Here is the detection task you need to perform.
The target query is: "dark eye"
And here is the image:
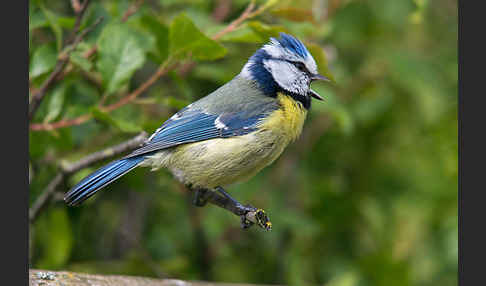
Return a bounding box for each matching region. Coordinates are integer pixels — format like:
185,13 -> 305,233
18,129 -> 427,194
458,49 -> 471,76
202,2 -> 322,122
294,62 -> 307,72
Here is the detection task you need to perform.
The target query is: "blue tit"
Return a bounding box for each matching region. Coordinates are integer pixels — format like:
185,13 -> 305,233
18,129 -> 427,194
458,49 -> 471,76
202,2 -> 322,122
65,33 -> 329,228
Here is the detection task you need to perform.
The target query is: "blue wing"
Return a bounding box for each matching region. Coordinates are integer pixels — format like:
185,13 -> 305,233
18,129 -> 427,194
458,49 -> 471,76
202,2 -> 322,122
125,106 -> 272,158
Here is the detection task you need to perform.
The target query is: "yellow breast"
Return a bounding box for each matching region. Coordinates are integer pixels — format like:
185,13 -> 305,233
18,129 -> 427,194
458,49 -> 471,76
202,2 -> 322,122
258,92 -> 308,143
145,92 -> 308,189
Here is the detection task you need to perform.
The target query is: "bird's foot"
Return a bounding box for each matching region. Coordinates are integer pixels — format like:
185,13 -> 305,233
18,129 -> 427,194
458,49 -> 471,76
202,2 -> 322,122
192,186 -> 272,231
239,205 -> 272,231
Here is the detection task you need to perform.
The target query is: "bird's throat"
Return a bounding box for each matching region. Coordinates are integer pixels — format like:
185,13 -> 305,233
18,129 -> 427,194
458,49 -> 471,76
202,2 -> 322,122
258,92 -> 308,142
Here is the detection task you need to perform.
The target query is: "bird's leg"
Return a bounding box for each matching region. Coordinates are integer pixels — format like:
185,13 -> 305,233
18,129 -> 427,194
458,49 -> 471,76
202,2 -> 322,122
214,186 -> 253,214
188,185 -> 271,230
192,188 -> 212,207
211,186 -> 272,231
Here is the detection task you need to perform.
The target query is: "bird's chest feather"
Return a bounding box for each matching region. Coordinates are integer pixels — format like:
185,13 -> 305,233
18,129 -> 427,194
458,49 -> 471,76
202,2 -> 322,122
258,92 -> 308,143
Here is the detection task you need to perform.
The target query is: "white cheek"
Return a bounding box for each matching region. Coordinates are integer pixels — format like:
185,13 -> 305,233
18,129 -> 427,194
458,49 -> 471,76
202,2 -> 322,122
263,60 -> 294,89
263,60 -> 309,95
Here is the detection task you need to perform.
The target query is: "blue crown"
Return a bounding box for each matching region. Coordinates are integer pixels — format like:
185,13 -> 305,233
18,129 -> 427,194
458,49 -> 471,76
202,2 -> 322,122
244,33 -> 311,96
273,32 -> 309,59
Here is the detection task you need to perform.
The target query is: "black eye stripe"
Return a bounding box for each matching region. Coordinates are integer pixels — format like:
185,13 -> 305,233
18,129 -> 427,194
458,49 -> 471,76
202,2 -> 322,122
290,61 -> 309,73
270,58 -> 310,74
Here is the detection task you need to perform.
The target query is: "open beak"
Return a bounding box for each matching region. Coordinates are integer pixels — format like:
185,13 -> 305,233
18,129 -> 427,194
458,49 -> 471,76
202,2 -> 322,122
310,74 -> 330,82
309,74 -> 330,101
309,89 -> 324,100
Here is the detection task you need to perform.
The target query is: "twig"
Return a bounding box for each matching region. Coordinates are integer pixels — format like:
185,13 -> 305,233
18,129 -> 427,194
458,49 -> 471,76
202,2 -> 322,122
176,1 -> 260,77
28,10 -> 102,121
29,132 -> 148,223
43,43 -> 100,90
68,16 -> 104,53
68,0 -> 90,43
121,0 -> 144,22
211,1 -> 256,40
71,0 -> 82,13
82,45 -> 98,58
211,0 -> 232,22
30,1 -> 271,131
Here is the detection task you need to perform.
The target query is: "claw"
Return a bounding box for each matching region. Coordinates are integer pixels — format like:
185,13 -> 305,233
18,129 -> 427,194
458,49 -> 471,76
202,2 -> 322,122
243,208 -> 272,231
240,215 -> 254,229
255,209 -> 272,231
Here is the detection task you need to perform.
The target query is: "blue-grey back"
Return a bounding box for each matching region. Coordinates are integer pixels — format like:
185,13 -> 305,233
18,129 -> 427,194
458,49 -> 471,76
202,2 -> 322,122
187,74 -> 278,116
125,75 -> 279,158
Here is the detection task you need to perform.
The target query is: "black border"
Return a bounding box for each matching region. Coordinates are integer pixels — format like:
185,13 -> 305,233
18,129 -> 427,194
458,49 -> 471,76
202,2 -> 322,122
3,0 -> 29,284
459,0 -> 484,285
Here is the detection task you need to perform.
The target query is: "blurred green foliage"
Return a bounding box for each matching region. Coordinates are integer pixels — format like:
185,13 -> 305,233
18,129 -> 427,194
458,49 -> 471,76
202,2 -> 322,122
29,0 -> 457,285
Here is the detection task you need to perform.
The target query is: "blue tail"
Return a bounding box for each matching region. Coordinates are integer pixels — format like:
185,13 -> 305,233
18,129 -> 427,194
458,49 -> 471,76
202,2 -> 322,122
64,156 -> 145,206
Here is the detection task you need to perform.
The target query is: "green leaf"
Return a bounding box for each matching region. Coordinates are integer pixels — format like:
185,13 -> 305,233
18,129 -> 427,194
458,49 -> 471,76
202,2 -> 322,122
247,21 -> 288,40
57,16 -> 76,29
305,42 -> 335,82
139,15 -> 169,63
168,71 -> 194,100
220,21 -> 287,44
29,8 -> 48,31
169,14 -> 227,61
91,107 -> 142,133
81,2 -> 112,44
163,96 -> 192,110
29,44 -> 57,79
97,23 -> 147,94
39,4 -> 63,51
70,42 -> 95,72
220,26 -> 263,43
70,53 -> 93,71
262,0 -> 280,10
43,83 -> 68,123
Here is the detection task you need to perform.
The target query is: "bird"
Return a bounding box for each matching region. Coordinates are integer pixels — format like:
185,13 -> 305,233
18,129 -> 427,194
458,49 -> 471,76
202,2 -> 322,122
64,33 -> 329,230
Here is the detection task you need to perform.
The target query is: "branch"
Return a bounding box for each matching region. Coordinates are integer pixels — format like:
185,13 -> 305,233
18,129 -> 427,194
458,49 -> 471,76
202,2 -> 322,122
30,61 -> 177,131
103,61 -> 177,112
30,269 -> 273,286
30,1 -> 271,131
29,174 -> 64,224
28,59 -> 69,121
29,132 -> 148,223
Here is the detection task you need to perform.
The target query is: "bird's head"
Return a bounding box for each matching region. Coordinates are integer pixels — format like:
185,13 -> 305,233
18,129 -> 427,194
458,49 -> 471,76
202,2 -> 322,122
240,32 -> 329,108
